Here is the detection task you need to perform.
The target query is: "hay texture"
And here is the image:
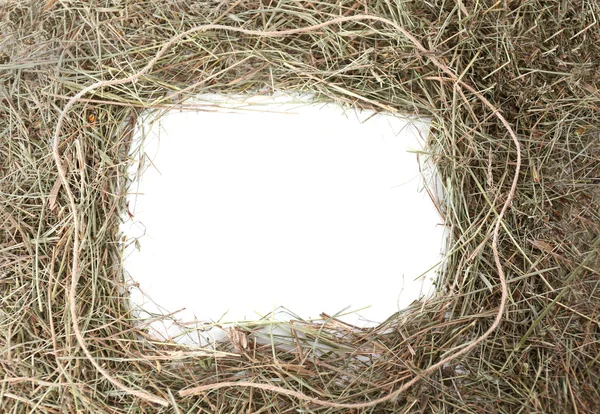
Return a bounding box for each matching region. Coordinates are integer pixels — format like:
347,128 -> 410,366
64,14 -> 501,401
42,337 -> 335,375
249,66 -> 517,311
1,0 -> 599,412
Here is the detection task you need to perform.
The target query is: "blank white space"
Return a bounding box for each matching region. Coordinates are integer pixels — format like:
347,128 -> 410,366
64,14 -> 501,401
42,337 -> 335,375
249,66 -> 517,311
122,94 -> 446,344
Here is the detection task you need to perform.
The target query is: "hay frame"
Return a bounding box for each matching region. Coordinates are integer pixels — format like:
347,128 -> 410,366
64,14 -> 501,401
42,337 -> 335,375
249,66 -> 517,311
1,0 -> 599,412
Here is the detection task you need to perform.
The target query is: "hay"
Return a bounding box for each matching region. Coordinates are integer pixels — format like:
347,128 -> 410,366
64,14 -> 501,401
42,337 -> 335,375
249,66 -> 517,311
1,0 -> 599,412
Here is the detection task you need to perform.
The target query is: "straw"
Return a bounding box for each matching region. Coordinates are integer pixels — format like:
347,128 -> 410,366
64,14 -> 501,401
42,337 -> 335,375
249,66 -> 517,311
1,0 -> 599,412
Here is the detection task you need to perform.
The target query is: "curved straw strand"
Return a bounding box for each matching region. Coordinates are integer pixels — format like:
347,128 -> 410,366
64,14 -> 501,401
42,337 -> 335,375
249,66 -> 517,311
52,14 -> 521,409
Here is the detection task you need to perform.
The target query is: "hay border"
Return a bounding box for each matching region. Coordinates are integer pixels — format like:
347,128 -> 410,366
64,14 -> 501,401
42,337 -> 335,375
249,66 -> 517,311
2,1 -> 599,412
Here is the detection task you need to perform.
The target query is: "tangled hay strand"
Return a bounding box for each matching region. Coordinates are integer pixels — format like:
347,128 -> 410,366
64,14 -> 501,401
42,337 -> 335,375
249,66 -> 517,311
1,0 -> 599,413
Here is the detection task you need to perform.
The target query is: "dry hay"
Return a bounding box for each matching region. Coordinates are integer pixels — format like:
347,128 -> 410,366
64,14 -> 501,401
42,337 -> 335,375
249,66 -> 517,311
1,0 -> 599,412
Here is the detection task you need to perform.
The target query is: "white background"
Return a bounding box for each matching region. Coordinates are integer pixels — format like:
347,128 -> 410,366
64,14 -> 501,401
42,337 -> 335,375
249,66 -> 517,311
122,94 -> 446,343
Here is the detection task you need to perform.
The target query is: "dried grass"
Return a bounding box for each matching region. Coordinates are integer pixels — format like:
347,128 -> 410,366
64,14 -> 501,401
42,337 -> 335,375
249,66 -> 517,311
1,0 -> 599,412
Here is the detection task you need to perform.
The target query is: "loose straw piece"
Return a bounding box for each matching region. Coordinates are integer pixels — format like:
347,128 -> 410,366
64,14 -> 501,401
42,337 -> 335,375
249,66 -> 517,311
52,14 -> 521,408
